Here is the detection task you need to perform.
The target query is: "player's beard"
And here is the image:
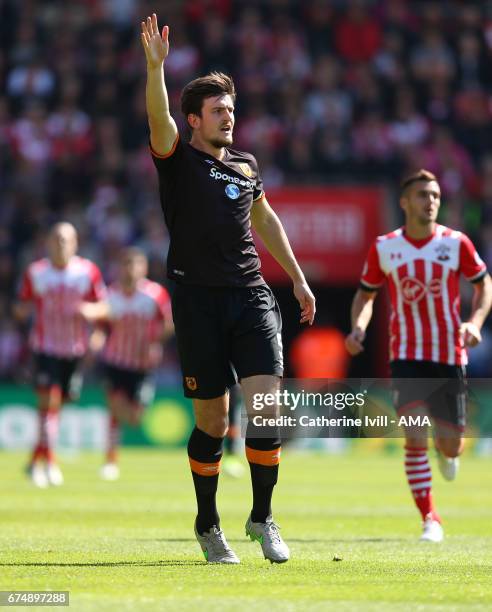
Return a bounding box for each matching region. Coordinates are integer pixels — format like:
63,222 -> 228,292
210,135 -> 233,148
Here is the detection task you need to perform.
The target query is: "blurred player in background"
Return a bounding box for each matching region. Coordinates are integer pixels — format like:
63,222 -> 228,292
141,13 -> 315,564
222,384 -> 245,478
14,222 -> 106,488
346,170 -> 492,542
80,247 -> 173,481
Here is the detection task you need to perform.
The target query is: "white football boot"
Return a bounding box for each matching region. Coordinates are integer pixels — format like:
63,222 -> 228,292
420,514 -> 444,543
194,522 -> 240,564
100,463 -> 120,481
245,514 -> 290,563
28,462 -> 49,489
46,462 -> 64,486
436,450 -> 459,481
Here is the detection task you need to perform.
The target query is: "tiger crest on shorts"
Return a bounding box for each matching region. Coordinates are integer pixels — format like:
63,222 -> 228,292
185,377 -> 197,391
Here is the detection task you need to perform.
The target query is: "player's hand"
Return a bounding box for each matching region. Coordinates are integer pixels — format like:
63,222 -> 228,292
141,13 -> 169,68
460,321 -> 482,347
89,328 -> 106,353
345,328 -> 365,355
78,301 -> 111,321
293,280 -> 316,325
78,302 -> 92,321
82,328 -> 106,369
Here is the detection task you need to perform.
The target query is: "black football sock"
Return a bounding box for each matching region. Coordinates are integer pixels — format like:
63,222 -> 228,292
246,422 -> 281,523
187,427 -> 224,534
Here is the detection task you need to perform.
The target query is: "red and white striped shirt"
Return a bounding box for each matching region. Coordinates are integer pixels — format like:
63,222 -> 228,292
361,225 -> 487,366
19,256 -> 106,358
102,279 -> 171,371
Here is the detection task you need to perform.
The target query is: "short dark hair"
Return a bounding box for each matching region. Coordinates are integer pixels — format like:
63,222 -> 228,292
120,246 -> 147,262
400,169 -> 438,194
180,72 -> 236,125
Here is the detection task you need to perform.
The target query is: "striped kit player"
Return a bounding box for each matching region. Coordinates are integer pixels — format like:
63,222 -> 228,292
361,225 -> 486,366
79,247 -> 173,481
15,222 -> 106,488
346,169 -> 492,543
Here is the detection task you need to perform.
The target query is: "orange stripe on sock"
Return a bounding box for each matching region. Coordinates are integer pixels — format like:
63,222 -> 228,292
245,446 -> 281,466
189,458 -> 221,476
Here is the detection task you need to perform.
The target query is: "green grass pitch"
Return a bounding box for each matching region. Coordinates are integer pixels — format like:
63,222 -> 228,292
1,445 -> 491,611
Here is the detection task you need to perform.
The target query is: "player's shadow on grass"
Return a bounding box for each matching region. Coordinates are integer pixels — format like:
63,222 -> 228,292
0,561 -> 204,567
288,538 -> 406,543
136,538 -> 198,543
139,537 -> 405,544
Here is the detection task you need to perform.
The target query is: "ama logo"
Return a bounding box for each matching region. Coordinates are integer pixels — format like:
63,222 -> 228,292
225,184 -> 240,200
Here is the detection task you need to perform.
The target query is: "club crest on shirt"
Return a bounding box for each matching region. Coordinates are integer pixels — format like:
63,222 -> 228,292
225,184 -> 240,199
185,377 -> 197,391
435,244 -> 450,261
239,163 -> 253,177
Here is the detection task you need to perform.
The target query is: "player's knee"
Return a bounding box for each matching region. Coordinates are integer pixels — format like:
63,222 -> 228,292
196,414 -> 228,438
437,438 -> 463,458
404,436 -> 428,450
205,420 -> 229,438
38,387 -> 62,410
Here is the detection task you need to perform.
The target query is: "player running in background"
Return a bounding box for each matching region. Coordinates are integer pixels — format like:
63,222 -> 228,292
14,222 -> 106,488
222,384 -> 245,478
80,247 -> 173,481
141,13 -> 315,564
346,169 -> 492,542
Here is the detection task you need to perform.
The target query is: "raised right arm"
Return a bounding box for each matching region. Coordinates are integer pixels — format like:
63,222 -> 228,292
141,13 -> 178,156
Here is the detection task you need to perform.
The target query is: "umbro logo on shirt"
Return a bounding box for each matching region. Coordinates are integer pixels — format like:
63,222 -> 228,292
205,159 -> 214,164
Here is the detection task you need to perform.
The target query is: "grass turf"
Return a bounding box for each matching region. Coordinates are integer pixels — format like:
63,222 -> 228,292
1,446 -> 491,611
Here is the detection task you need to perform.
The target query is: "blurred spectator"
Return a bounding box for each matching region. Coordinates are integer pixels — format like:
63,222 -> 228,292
410,30 -> 455,85
335,0 -> 382,63
0,298 -> 23,381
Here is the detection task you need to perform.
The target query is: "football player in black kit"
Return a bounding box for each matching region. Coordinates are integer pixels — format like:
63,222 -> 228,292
141,13 -> 315,564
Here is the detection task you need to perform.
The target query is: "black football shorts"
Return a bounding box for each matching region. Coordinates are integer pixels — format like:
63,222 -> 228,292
103,363 -> 155,406
34,352 -> 82,401
390,359 -> 467,433
172,283 -> 283,399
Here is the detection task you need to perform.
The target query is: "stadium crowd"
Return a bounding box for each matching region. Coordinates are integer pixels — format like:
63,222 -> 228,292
1,0 -> 492,379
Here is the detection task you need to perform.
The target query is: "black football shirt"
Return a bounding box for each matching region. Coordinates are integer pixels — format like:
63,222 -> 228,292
151,135 -> 266,287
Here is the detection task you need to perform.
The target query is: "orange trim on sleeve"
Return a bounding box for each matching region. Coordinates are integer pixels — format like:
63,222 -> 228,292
253,191 -> 265,202
150,134 -> 179,159
189,457 -> 221,476
245,446 -> 281,466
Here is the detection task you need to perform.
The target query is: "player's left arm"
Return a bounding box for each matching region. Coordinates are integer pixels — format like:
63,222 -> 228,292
161,316 -> 175,342
459,234 -> 492,346
156,286 -> 174,342
13,268 -> 34,322
79,301 -> 111,321
461,273 -> 492,347
251,195 -> 315,325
